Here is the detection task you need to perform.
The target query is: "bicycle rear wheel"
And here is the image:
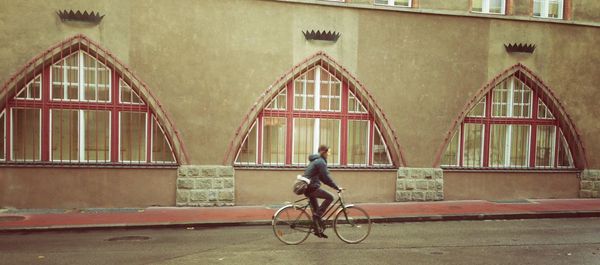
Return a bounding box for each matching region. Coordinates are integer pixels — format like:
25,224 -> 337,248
272,205 -> 312,245
333,205 -> 371,244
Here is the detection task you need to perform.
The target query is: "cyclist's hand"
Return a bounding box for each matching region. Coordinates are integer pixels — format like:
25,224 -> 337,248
336,187 -> 344,193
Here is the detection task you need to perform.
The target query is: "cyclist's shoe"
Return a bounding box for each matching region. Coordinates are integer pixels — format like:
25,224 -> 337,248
313,214 -> 326,232
314,231 -> 328,239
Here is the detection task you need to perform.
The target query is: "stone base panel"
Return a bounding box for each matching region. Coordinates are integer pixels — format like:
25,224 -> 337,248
396,168 -> 444,202
580,169 -> 600,198
176,165 -> 235,206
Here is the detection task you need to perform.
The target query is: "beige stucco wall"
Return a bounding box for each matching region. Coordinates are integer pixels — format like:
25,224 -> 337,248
0,168 -> 176,208
0,0 -> 599,207
235,169 -> 396,205
444,171 -> 580,200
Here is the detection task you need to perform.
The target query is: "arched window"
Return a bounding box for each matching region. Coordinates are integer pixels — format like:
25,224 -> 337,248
1,39 -> 178,165
235,64 -> 393,168
441,71 -> 576,169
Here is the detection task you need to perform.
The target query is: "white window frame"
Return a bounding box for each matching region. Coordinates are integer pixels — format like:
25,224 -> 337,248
15,75 -> 42,100
372,125 -> 392,166
0,110 -> 5,161
291,117 -> 341,166
348,90 -> 367,114
293,66 -> 341,112
50,51 -> 112,103
150,115 -> 176,163
492,78 -> 532,118
49,109 -> 112,163
533,0 -> 564,19
472,0 -> 506,15
441,127 -> 461,167
266,90 -> 287,111
119,79 -> 144,105
462,123 -> 485,168
537,100 -> 555,120
347,120 -> 370,167
534,125 -> 556,168
10,108 -> 42,162
261,116 -> 287,166
374,0 -> 412,8
118,111 -> 148,163
556,129 -> 574,168
489,124 -> 531,168
234,120 -> 258,165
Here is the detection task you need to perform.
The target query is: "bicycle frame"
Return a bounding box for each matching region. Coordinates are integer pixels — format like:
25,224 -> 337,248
292,191 -> 353,226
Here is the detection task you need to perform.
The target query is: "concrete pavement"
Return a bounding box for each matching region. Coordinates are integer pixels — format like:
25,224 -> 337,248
1,199 -> 600,231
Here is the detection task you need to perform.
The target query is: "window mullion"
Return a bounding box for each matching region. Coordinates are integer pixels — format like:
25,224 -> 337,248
483,0 -> 490,13
314,67 -> 321,111
542,0 -> 549,17
79,52 -> 85,101
313,118 -> 320,154
79,110 -> 85,162
505,125 -> 512,167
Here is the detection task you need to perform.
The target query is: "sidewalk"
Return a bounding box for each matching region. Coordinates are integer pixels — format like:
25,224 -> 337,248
1,199 -> 599,231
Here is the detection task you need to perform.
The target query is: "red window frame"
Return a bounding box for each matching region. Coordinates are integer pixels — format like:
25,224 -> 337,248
1,46 -> 177,166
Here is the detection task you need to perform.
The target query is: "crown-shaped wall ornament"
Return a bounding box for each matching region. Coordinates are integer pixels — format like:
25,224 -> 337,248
302,30 -> 341,42
57,10 -> 105,24
504,43 -> 536,54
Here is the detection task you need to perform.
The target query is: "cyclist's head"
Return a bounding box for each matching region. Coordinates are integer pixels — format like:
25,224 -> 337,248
318,145 -> 329,159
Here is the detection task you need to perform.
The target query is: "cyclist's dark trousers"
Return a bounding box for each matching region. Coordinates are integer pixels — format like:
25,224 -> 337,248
307,188 -> 334,218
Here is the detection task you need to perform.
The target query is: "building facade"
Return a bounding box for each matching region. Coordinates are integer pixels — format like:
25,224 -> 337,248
0,0 -> 599,208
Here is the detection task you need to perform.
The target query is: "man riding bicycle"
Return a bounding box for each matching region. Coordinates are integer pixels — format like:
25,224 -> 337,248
303,145 -> 342,238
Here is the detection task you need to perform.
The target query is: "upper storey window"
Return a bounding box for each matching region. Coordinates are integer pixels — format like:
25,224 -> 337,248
533,0 -> 564,19
374,0 -> 412,8
472,0 -> 506,15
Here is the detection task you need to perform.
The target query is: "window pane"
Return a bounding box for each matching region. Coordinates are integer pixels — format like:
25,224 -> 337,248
267,89 -> 287,110
533,0 -> 542,16
52,53 -> 79,101
463,123 -> 484,167
293,118 -> 314,164
236,121 -> 257,164
0,112 -> 5,160
319,68 -> 341,112
442,129 -> 460,166
83,54 -> 97,101
120,112 -> 147,162
294,68 -> 316,110
84,110 -> 110,162
120,80 -> 143,104
557,130 -> 574,167
510,125 -> 530,167
467,98 -> 486,117
264,117 -> 286,164
492,79 -> 509,117
536,125 -> 555,167
489,0 -> 504,13
16,75 -> 41,100
537,100 -> 555,119
319,119 -> 340,165
348,120 -> 368,165
511,79 -> 531,118
12,108 -> 41,161
548,0 -> 562,18
472,0 -> 483,12
373,125 -> 391,165
490,124 -> 508,167
51,109 -> 79,161
152,116 -> 175,163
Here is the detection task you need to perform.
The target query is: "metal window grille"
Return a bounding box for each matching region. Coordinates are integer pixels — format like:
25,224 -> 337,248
442,72 -> 575,169
0,37 -> 178,166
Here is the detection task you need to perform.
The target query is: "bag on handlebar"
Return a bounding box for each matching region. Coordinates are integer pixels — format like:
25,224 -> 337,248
293,175 -> 311,195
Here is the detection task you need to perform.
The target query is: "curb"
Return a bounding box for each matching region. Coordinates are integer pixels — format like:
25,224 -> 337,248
2,211 -> 600,233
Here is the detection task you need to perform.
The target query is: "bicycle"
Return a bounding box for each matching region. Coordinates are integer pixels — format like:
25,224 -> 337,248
272,189 -> 371,245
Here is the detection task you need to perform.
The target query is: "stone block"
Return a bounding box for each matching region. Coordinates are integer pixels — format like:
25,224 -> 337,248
433,169 -> 443,179
177,178 -> 194,189
427,181 -> 436,190
593,191 -> 600,198
580,190 -> 592,198
422,168 -> 434,179
425,192 -> 435,201
396,180 -> 405,190
396,191 -> 412,201
195,179 -> 212,189
397,168 -> 409,179
594,182 -> 600,191
224,178 -> 234,189
190,191 -> 208,202
412,191 -> 425,201
583,170 -> 600,180
435,179 -> 443,190
188,167 -> 200,177
212,179 -> 225,189
218,190 -> 234,201
218,167 -> 234,177
176,190 -> 190,203
177,167 -> 187,177
405,180 -> 415,190
435,192 -> 444,201
581,181 -> 594,190
411,169 -> 425,179
208,190 -> 218,202
201,168 -> 217,178
416,180 -> 429,190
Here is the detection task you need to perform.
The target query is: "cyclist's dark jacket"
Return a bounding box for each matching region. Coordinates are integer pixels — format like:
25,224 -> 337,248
303,154 -> 340,194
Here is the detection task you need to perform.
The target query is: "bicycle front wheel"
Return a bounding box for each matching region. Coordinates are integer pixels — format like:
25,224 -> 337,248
333,205 -> 371,244
272,205 -> 312,245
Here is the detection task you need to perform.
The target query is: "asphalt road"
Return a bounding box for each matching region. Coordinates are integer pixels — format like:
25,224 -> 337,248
1,218 -> 599,265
